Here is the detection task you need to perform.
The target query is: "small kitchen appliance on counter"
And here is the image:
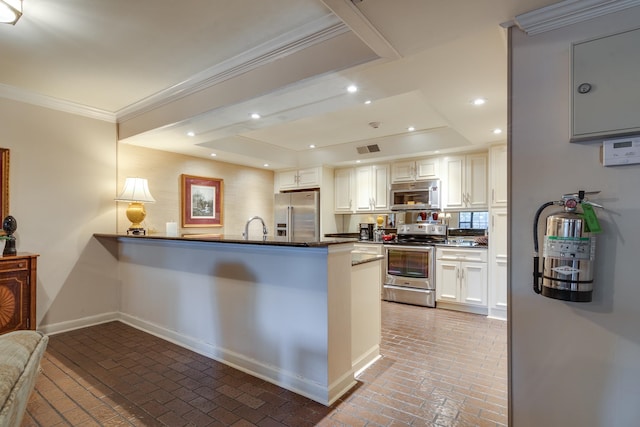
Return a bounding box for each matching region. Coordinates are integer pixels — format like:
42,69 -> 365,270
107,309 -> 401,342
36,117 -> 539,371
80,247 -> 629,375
359,223 -> 374,241
382,223 -> 447,307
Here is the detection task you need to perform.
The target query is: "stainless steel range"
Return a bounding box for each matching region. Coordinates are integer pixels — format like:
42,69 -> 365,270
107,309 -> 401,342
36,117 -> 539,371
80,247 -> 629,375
382,223 -> 447,307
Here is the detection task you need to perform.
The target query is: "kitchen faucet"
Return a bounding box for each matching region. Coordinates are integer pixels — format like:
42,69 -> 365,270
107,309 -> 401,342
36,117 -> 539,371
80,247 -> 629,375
243,216 -> 268,240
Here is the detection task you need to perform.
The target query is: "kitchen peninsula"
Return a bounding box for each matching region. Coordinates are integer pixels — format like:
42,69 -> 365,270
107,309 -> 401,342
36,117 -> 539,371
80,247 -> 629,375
94,233 -> 382,406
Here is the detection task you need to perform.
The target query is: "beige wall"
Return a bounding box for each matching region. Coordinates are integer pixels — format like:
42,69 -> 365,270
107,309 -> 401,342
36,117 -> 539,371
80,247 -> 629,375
510,9 -> 640,426
116,143 -> 274,238
0,98 -> 119,330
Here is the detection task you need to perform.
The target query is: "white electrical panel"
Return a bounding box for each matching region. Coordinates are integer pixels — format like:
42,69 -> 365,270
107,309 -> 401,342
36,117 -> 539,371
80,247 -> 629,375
602,136 -> 640,166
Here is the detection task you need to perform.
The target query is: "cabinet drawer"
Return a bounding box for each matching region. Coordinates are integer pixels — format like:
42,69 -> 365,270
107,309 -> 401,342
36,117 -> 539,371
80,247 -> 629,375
437,248 -> 487,262
0,259 -> 29,272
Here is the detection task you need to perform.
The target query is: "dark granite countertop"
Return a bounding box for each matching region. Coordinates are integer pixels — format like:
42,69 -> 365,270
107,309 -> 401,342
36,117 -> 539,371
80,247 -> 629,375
351,253 -> 384,266
435,242 -> 488,249
94,233 -> 358,248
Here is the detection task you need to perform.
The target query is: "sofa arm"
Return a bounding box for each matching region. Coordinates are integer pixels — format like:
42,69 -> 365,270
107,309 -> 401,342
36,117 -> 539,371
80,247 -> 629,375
0,331 -> 49,427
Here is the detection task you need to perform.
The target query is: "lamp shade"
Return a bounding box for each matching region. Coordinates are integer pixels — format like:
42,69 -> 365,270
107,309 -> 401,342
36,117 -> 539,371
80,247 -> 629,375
0,0 -> 22,25
115,178 -> 156,203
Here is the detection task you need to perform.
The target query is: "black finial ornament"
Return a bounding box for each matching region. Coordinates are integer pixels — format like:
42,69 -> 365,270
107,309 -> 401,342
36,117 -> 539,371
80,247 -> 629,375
2,215 -> 17,256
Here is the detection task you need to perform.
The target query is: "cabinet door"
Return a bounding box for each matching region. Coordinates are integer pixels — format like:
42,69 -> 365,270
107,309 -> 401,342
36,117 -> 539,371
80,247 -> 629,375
415,158 -> 439,180
490,145 -> 508,208
391,161 -> 415,183
461,262 -> 488,307
0,271 -> 30,334
466,153 -> 488,209
355,166 -> 373,211
443,156 -> 464,209
277,170 -> 300,191
371,164 -> 389,210
572,28 -> 640,140
489,208 -> 508,319
334,168 -> 354,212
436,260 -> 460,302
296,167 -> 320,188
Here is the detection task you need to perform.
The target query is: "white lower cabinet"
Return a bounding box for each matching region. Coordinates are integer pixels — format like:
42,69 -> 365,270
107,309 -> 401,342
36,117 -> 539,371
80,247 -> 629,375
488,208 -> 508,320
436,247 -> 488,315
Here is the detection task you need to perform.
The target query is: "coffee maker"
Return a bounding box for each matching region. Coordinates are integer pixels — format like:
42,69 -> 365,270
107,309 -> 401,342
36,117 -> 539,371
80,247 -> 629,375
359,223 -> 374,241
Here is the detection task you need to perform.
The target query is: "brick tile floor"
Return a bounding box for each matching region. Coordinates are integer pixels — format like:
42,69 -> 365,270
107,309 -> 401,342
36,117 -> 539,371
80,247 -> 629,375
23,302 -> 507,426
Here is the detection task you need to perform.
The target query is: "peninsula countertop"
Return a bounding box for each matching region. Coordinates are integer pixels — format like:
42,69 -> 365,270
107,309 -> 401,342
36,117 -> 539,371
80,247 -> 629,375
93,233 -> 358,247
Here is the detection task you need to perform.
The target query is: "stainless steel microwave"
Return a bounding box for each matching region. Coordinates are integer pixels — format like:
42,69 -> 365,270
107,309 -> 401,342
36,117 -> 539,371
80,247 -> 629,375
390,180 -> 440,211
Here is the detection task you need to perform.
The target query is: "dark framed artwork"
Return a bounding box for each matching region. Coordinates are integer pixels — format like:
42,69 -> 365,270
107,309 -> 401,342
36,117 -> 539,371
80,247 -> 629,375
181,174 -> 223,227
0,148 -> 9,226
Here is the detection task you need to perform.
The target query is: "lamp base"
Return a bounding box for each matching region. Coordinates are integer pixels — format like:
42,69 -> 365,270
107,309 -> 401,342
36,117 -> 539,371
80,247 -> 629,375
126,228 -> 147,236
125,202 -> 147,235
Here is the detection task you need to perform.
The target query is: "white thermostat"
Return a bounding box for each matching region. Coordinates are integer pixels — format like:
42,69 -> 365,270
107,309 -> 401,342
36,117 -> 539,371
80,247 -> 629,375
602,136 -> 640,166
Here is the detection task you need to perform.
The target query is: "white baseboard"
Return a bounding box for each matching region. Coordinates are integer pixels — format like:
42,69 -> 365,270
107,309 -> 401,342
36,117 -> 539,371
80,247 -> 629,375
38,312 -> 359,406
39,312 -> 120,335
352,344 -> 380,374
118,313 -> 342,406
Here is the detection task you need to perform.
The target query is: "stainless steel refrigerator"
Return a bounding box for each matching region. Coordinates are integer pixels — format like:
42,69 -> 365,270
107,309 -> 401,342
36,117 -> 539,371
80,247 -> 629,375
274,190 -> 320,241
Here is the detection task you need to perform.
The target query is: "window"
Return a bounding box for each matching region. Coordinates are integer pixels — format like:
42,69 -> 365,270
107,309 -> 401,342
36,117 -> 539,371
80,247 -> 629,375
459,211 -> 488,229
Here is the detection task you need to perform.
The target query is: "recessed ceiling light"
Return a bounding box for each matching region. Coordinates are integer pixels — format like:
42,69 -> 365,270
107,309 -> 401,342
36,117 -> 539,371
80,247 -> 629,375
493,128 -> 503,134
407,126 -> 415,132
347,85 -> 358,93
263,163 -> 269,167
210,153 -> 217,157
309,144 -> 316,149
250,113 -> 261,119
472,98 -> 487,106
364,100 -> 372,105
356,160 -> 361,163
187,131 -> 195,137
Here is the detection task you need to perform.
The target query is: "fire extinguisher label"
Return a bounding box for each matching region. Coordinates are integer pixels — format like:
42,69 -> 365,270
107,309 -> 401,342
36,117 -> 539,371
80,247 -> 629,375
543,236 -> 594,260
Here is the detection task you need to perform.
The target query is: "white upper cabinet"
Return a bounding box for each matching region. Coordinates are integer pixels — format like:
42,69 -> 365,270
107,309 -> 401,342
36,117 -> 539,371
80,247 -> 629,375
334,168 -> 355,213
572,27 -> 640,141
276,167 -> 321,191
443,153 -> 488,210
489,144 -> 507,208
355,164 -> 389,212
391,158 -> 439,183
334,164 -> 389,213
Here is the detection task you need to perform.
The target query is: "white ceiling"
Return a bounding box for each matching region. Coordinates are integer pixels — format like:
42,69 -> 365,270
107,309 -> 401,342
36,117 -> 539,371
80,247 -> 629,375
0,0 -> 560,169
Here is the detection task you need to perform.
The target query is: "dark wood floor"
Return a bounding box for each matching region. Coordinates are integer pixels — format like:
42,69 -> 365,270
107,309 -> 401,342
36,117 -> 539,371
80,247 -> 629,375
23,302 -> 507,426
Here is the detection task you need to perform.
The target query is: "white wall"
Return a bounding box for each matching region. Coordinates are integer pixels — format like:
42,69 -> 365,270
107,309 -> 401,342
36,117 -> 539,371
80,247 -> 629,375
0,99 -> 119,330
117,144 -> 274,237
510,9 -> 640,426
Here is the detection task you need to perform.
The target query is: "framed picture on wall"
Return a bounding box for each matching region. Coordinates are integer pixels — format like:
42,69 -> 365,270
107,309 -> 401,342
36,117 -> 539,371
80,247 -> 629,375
181,174 -> 223,227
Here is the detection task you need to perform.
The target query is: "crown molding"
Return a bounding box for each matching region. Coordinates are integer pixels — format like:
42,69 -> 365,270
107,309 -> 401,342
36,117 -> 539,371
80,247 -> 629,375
116,15 -> 350,122
0,83 -> 116,122
0,14 -> 349,125
513,0 -> 640,35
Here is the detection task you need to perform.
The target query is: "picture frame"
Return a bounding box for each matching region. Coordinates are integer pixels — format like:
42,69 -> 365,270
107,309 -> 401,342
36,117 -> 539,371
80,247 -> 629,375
181,174 -> 223,228
0,148 -> 9,229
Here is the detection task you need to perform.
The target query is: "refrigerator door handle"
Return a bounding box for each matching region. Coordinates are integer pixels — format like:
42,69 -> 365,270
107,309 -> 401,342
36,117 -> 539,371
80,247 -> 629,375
287,206 -> 293,240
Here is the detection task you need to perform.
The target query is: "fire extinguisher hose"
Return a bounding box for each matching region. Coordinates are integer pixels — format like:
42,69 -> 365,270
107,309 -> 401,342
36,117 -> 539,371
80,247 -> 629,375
532,201 -> 556,294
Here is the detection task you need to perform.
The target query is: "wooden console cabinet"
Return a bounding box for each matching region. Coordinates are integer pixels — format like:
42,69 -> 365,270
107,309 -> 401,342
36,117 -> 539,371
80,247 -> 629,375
0,253 -> 38,334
